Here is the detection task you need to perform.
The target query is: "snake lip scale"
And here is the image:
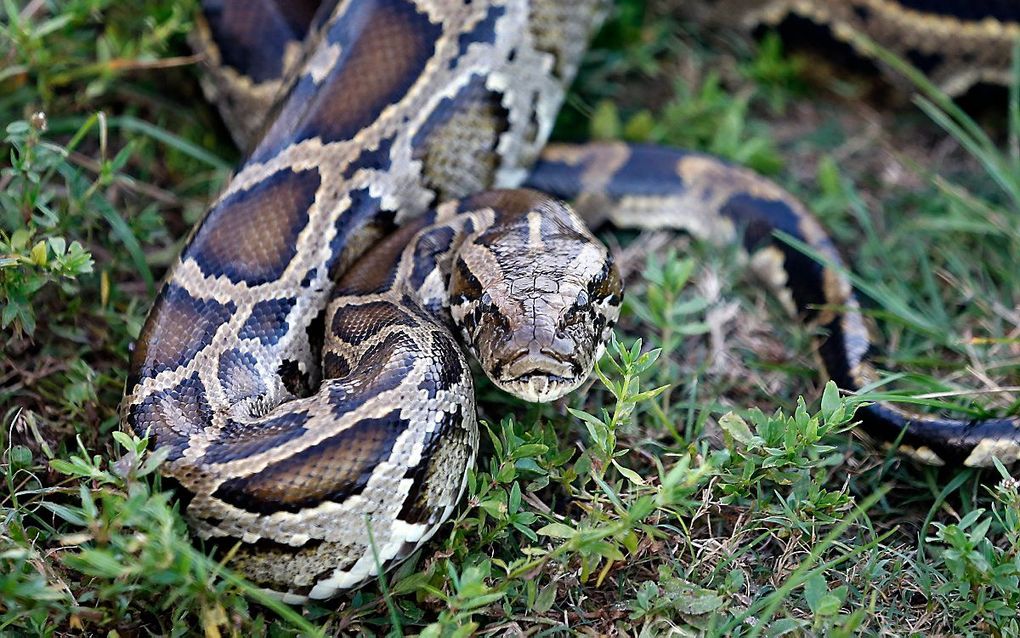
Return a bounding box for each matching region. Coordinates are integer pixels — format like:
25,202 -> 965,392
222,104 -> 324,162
122,0 -> 1020,602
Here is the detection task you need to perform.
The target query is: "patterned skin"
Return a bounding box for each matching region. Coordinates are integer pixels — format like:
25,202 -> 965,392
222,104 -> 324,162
123,0 -> 1020,603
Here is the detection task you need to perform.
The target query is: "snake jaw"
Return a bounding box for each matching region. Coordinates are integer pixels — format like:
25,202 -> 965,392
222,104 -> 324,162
490,368 -> 586,403
490,347 -> 583,402
510,373 -> 584,403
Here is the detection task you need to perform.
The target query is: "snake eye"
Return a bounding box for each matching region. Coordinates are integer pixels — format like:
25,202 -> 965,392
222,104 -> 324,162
575,290 -> 589,308
480,292 -> 493,309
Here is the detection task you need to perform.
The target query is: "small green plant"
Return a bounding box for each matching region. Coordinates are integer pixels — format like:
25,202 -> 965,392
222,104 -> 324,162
802,571 -> 849,621
924,461 -> 1020,635
417,563 -> 505,637
716,382 -> 855,508
1,118 -> 96,337
627,569 -> 728,625
626,253 -> 711,358
739,32 -> 807,113
568,334 -> 669,483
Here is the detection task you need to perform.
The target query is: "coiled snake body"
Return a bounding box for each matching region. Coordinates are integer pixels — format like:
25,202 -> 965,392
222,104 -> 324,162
122,0 -> 1020,602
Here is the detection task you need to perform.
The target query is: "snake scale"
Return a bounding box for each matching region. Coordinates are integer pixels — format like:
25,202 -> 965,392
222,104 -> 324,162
121,0 -> 1020,602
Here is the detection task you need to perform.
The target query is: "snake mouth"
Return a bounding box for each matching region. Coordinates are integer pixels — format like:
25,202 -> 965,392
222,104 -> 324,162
503,351 -> 575,379
494,352 -> 581,402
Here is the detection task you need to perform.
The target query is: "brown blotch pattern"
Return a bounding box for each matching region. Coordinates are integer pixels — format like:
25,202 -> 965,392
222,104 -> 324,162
130,284 -> 235,384
297,0 -> 441,144
202,410 -> 311,465
330,300 -> 418,344
188,167 -> 320,284
210,410 -> 408,514
327,332 -> 418,413
202,0 -> 320,81
255,0 -> 442,158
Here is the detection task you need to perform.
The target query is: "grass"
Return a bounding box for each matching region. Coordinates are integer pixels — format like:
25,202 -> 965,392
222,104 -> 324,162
3,0 -> 1020,635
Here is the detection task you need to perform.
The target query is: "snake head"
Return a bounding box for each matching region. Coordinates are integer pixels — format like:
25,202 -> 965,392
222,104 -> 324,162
450,194 -> 623,403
